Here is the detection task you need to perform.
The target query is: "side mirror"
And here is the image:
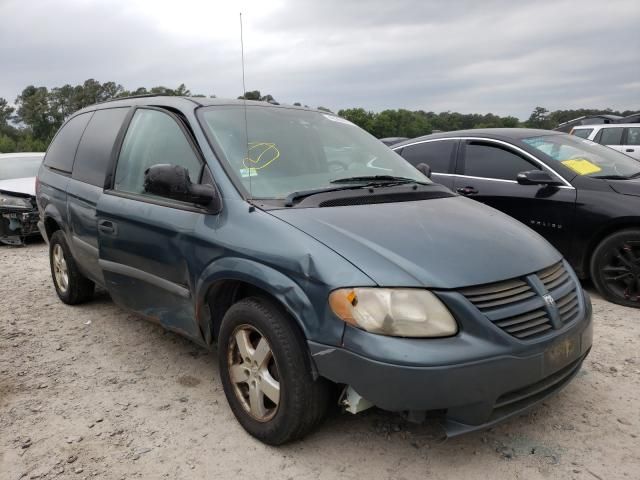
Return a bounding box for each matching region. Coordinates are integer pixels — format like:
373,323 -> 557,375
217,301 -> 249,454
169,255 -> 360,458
517,170 -> 562,186
415,162 -> 432,179
144,164 -> 218,207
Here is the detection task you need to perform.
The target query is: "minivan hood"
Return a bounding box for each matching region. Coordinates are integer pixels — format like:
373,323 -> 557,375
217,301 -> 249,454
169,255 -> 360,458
607,178 -> 640,197
271,197 -> 561,289
0,177 -> 35,197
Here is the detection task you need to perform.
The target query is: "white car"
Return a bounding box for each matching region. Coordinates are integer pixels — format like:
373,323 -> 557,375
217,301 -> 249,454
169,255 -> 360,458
570,124 -> 640,160
0,152 -> 44,245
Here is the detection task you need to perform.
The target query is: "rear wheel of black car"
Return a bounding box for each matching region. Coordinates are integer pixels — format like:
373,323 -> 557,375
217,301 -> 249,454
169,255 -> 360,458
49,231 -> 95,305
591,229 -> 640,308
218,296 -> 331,445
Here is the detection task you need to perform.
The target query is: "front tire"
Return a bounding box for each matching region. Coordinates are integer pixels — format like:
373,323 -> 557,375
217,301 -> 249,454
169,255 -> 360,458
49,230 -> 95,305
590,228 -> 640,308
218,297 -> 330,445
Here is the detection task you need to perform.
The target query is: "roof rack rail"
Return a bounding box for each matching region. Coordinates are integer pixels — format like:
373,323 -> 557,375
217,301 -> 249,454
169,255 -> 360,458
98,93 -> 189,105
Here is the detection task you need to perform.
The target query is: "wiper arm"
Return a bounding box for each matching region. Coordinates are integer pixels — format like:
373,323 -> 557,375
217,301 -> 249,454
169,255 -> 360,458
592,174 -> 631,180
330,175 -> 429,186
284,185 -> 369,207
629,171 -> 640,179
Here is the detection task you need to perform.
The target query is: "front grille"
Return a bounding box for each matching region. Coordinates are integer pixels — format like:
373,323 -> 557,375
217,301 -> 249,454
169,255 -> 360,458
460,260 -> 581,341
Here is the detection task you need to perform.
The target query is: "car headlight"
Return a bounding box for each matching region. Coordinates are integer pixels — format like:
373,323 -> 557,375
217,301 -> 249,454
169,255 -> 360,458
0,194 -> 32,210
329,288 -> 458,338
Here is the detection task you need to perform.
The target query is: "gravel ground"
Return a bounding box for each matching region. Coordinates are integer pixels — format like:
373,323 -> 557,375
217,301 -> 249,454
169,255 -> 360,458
1,241 -> 639,480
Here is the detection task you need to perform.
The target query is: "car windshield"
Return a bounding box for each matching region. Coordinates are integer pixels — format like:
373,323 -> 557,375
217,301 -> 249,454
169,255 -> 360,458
0,155 -> 43,181
522,135 -> 640,179
200,106 -> 429,199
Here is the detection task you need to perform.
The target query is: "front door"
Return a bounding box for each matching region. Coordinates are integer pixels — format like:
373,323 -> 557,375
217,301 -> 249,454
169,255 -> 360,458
96,107 -> 210,340
622,126 -> 640,160
454,139 -> 577,258
395,139 -> 459,190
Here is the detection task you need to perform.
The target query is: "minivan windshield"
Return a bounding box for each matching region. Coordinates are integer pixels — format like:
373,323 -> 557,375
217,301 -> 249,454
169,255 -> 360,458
522,134 -> 640,179
0,155 -> 43,181
200,106 -> 429,199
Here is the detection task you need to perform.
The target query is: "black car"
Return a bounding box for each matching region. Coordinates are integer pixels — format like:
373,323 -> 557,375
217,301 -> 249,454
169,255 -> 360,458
393,129 -> 640,307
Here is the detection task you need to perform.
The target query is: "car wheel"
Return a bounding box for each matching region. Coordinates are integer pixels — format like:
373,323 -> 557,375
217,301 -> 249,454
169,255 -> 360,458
590,229 -> 640,308
49,230 -> 95,305
218,296 -> 331,445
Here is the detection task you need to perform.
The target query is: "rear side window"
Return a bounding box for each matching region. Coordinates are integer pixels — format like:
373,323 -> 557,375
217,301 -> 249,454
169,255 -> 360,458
572,128 -> 592,139
72,108 -> 129,187
598,127 -> 624,146
463,142 -> 539,180
400,140 -> 456,173
44,112 -> 92,173
626,127 -> 640,146
114,109 -> 202,195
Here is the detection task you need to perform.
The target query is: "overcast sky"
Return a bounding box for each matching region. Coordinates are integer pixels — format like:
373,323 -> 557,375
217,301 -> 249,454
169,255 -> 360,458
1,0 -> 639,119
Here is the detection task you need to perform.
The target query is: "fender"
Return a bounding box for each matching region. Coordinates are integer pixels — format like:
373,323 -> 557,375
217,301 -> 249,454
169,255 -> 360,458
42,203 -> 67,241
194,256 -> 318,341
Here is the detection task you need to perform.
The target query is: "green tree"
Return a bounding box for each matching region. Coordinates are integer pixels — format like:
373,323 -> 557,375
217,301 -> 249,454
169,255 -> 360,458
337,108 -> 375,132
526,106 -> 553,129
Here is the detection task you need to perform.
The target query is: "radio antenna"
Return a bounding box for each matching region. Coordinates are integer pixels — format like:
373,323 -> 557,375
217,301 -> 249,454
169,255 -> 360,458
239,12 -> 253,205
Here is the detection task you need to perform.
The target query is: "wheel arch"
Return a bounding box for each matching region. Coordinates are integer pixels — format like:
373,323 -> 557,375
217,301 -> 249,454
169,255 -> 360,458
194,257 -> 318,347
42,204 -> 65,242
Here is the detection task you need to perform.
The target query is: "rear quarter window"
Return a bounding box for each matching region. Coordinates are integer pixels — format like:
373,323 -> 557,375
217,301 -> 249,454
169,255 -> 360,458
572,128 -> 592,139
598,127 -> 624,146
72,108 -> 129,187
44,112 -> 93,173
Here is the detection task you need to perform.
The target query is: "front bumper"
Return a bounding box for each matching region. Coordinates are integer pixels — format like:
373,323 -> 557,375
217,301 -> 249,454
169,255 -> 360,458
0,207 -> 40,244
310,289 -> 593,437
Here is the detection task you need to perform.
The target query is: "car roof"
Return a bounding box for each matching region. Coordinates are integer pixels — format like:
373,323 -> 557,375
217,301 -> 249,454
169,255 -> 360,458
0,152 -> 44,158
392,128 -> 563,148
573,123 -> 639,129
72,95 -> 327,116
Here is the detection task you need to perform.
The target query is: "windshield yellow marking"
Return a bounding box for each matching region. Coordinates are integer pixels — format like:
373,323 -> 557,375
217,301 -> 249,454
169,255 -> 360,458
561,158 -> 602,175
242,142 -> 280,170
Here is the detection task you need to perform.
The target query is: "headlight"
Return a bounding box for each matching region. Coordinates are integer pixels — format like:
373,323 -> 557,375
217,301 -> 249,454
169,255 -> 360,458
329,288 -> 458,338
0,194 -> 32,210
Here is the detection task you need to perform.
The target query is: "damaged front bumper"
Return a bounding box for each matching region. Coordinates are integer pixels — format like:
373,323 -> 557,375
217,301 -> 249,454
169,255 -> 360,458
0,207 -> 40,245
310,293 -> 593,437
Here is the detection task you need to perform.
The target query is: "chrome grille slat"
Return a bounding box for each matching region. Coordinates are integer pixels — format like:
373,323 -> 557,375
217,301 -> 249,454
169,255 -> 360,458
540,264 -> 565,283
545,271 -> 571,290
559,298 -> 579,316
556,291 -> 577,308
538,262 -> 563,280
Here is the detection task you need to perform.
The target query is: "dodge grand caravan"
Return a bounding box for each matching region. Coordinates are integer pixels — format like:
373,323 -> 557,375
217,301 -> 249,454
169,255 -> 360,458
36,96 -> 593,445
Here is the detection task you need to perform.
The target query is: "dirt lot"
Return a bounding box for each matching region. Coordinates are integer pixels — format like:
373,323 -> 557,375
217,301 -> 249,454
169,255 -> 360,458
1,241 -> 639,480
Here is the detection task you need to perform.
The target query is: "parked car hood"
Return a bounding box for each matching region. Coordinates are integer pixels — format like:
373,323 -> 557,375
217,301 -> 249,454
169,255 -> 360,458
607,178 -> 640,197
0,177 -> 35,197
270,196 -> 562,289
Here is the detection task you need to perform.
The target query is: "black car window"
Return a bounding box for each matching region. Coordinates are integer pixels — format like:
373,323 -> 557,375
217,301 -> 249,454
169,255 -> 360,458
626,127 -> 640,146
114,109 -> 202,196
598,127 -> 624,146
399,140 -> 456,173
572,129 -> 592,139
463,142 -> 539,181
593,129 -> 603,143
43,112 -> 93,173
72,108 -> 129,187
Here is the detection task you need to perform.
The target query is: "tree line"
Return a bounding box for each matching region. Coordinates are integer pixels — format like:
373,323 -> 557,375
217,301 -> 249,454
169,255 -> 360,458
0,78 -> 635,153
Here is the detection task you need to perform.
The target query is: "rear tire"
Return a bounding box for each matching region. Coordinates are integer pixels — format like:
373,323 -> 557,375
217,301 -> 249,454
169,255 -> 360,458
590,229 -> 640,308
218,296 -> 331,445
49,230 -> 95,305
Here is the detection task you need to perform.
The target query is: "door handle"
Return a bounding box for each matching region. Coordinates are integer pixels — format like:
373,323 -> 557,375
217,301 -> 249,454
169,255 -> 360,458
456,186 -> 479,195
98,220 -> 117,235
626,148 -> 635,152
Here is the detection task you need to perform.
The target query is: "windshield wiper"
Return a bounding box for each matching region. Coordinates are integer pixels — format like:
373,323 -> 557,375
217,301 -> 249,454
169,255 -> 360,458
592,174 -> 632,180
330,175 -> 430,186
629,172 -> 640,179
284,185 -> 370,207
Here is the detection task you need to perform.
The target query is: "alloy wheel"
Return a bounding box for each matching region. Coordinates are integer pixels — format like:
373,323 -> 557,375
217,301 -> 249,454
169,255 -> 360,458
52,244 -> 69,293
227,324 -> 281,422
601,241 -> 640,302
